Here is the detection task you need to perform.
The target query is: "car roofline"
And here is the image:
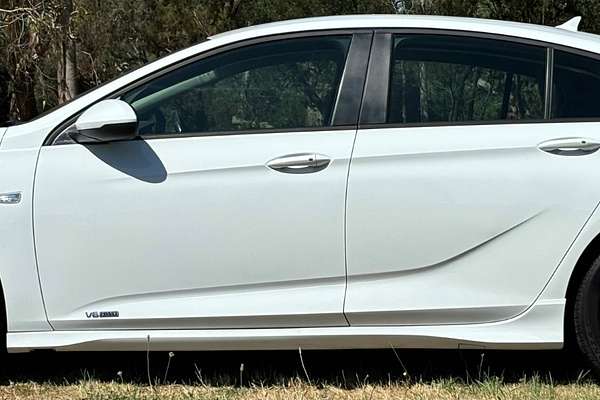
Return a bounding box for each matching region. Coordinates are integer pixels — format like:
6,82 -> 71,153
208,15 -> 600,54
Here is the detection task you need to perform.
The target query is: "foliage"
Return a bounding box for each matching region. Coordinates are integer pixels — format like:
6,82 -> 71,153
0,0 -> 597,123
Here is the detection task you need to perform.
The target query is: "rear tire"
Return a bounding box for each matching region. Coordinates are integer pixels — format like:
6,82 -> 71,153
573,255 -> 600,371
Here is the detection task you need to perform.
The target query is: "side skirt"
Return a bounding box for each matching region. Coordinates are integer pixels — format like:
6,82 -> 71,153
7,300 -> 564,352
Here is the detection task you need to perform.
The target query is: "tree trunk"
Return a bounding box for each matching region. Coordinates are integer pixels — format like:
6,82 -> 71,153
57,0 -> 78,104
5,5 -> 39,121
0,66 -> 9,124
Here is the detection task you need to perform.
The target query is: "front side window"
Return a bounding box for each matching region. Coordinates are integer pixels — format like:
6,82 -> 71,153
552,50 -> 600,119
387,35 -> 547,125
121,36 -> 351,136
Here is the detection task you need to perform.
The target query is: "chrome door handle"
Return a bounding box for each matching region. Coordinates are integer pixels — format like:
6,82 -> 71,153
538,138 -> 600,156
267,153 -> 331,174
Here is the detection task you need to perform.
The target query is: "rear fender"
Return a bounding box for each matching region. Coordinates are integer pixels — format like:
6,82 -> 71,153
539,202 -> 600,301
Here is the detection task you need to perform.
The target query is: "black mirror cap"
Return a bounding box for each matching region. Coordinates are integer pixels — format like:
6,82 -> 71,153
68,121 -> 138,144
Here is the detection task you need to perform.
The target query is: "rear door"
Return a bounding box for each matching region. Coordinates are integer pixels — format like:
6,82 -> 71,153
34,32 -> 372,330
345,32 -> 600,326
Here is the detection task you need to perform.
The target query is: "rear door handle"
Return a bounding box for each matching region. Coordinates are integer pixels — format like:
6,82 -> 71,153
538,138 -> 600,156
267,153 -> 331,174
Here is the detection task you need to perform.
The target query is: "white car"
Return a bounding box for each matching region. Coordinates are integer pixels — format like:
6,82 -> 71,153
3,14 -> 600,369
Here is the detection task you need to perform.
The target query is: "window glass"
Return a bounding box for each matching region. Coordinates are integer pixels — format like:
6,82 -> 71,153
552,51 -> 600,119
388,35 -> 546,124
121,36 -> 351,136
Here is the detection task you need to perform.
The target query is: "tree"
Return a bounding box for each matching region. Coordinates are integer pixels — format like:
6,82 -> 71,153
1,0 -> 41,120
0,65 -> 9,124
1,0 -> 600,122
56,0 -> 78,103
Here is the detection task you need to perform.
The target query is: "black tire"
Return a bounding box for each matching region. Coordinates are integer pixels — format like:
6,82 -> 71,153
574,255 -> 600,371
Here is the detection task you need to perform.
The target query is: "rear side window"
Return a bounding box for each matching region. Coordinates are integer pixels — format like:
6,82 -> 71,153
552,51 -> 600,119
387,35 -> 547,125
121,36 -> 352,136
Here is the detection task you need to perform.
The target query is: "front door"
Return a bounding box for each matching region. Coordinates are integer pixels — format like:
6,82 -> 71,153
34,33 -> 370,330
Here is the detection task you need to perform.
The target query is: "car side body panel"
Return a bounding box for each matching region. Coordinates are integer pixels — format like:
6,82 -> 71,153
345,122 -> 600,325
33,131 -> 355,330
0,15 -> 600,350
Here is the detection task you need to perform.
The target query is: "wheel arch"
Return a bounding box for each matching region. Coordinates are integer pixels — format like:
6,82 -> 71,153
564,230 -> 600,346
0,278 -> 7,350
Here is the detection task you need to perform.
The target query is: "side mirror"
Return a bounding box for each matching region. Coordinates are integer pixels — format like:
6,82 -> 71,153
70,99 -> 138,144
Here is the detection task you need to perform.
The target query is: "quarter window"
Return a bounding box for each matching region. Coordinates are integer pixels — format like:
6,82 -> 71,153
387,35 -> 547,125
552,50 -> 600,119
122,36 -> 352,136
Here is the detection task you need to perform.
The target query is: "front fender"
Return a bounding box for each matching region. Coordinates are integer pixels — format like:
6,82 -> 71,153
0,125 -> 52,332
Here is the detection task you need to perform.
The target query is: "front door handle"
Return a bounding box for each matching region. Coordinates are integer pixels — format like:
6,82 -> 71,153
267,153 -> 331,174
539,138 -> 600,156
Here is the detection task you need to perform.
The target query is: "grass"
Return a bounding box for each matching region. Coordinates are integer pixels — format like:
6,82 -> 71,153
0,349 -> 599,399
4,378 -> 600,400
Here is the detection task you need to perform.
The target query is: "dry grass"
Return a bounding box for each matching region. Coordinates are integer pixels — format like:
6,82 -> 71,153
0,349 -> 598,399
2,379 -> 600,400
